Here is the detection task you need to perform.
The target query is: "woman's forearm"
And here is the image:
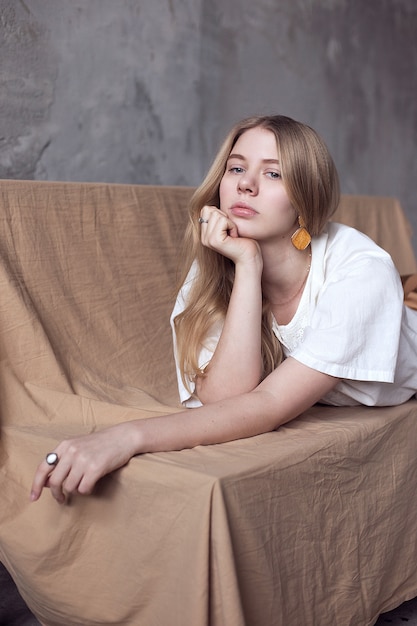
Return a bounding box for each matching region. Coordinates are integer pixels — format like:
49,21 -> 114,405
132,389 -> 278,454
196,258 -> 264,403
137,358 -> 338,454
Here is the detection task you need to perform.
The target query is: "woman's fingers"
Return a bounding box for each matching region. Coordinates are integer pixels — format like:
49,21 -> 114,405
199,206 -> 260,263
31,447 -> 95,504
199,206 -> 239,250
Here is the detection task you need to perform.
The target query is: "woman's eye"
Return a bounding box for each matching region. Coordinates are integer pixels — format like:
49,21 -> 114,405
266,171 -> 281,179
229,166 -> 244,174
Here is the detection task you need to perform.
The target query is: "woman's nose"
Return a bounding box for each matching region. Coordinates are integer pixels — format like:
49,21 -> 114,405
237,173 -> 257,194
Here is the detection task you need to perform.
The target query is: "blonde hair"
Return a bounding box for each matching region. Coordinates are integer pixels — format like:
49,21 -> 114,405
174,115 -> 340,392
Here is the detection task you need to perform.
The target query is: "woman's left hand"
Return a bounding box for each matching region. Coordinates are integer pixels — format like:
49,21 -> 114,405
30,422 -> 140,504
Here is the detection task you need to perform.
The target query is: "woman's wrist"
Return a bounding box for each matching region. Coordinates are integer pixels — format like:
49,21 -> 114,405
128,420 -> 147,456
234,251 -> 263,276
106,420 -> 146,458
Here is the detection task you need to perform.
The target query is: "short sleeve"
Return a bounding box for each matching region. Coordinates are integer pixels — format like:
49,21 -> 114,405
291,254 -> 404,382
170,262 -> 222,406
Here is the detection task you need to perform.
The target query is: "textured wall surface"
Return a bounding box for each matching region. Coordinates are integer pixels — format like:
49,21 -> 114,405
1,0 -> 416,250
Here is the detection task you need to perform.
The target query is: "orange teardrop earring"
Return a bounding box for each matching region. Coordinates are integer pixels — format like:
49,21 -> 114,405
291,216 -> 311,250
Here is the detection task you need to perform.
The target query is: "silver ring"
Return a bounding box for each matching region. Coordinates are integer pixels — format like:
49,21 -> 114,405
198,217 -> 209,224
45,452 -> 59,466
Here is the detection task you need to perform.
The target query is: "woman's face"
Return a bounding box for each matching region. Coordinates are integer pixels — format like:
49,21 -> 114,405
219,126 -> 298,243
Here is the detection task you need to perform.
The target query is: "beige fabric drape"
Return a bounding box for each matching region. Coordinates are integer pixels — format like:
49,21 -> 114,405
333,194 -> 417,275
1,180 -> 417,626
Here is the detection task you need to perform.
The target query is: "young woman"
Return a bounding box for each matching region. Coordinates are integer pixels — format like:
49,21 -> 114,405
31,115 -> 417,504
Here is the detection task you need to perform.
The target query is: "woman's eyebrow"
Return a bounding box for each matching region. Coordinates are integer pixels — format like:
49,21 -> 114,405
262,158 -> 280,165
227,154 -> 280,165
227,153 -> 245,161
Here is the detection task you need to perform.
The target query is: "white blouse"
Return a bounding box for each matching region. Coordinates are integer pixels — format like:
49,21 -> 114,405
170,222 -> 417,408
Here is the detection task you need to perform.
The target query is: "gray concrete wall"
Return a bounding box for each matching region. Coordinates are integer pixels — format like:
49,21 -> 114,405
1,0 -> 416,252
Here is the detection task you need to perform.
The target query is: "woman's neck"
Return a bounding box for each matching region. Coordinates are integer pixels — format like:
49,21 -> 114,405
261,241 -> 311,294
261,243 -> 311,322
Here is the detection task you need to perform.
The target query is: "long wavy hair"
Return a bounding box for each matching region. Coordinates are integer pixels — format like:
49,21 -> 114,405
173,115 -> 340,393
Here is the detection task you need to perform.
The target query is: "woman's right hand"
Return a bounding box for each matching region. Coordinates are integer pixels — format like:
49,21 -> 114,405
199,206 -> 262,267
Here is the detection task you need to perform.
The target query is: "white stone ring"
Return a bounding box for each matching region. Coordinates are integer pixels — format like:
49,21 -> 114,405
198,217 -> 209,224
45,452 -> 59,466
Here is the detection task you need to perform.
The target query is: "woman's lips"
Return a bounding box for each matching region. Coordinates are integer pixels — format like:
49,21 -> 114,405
230,203 -> 257,218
